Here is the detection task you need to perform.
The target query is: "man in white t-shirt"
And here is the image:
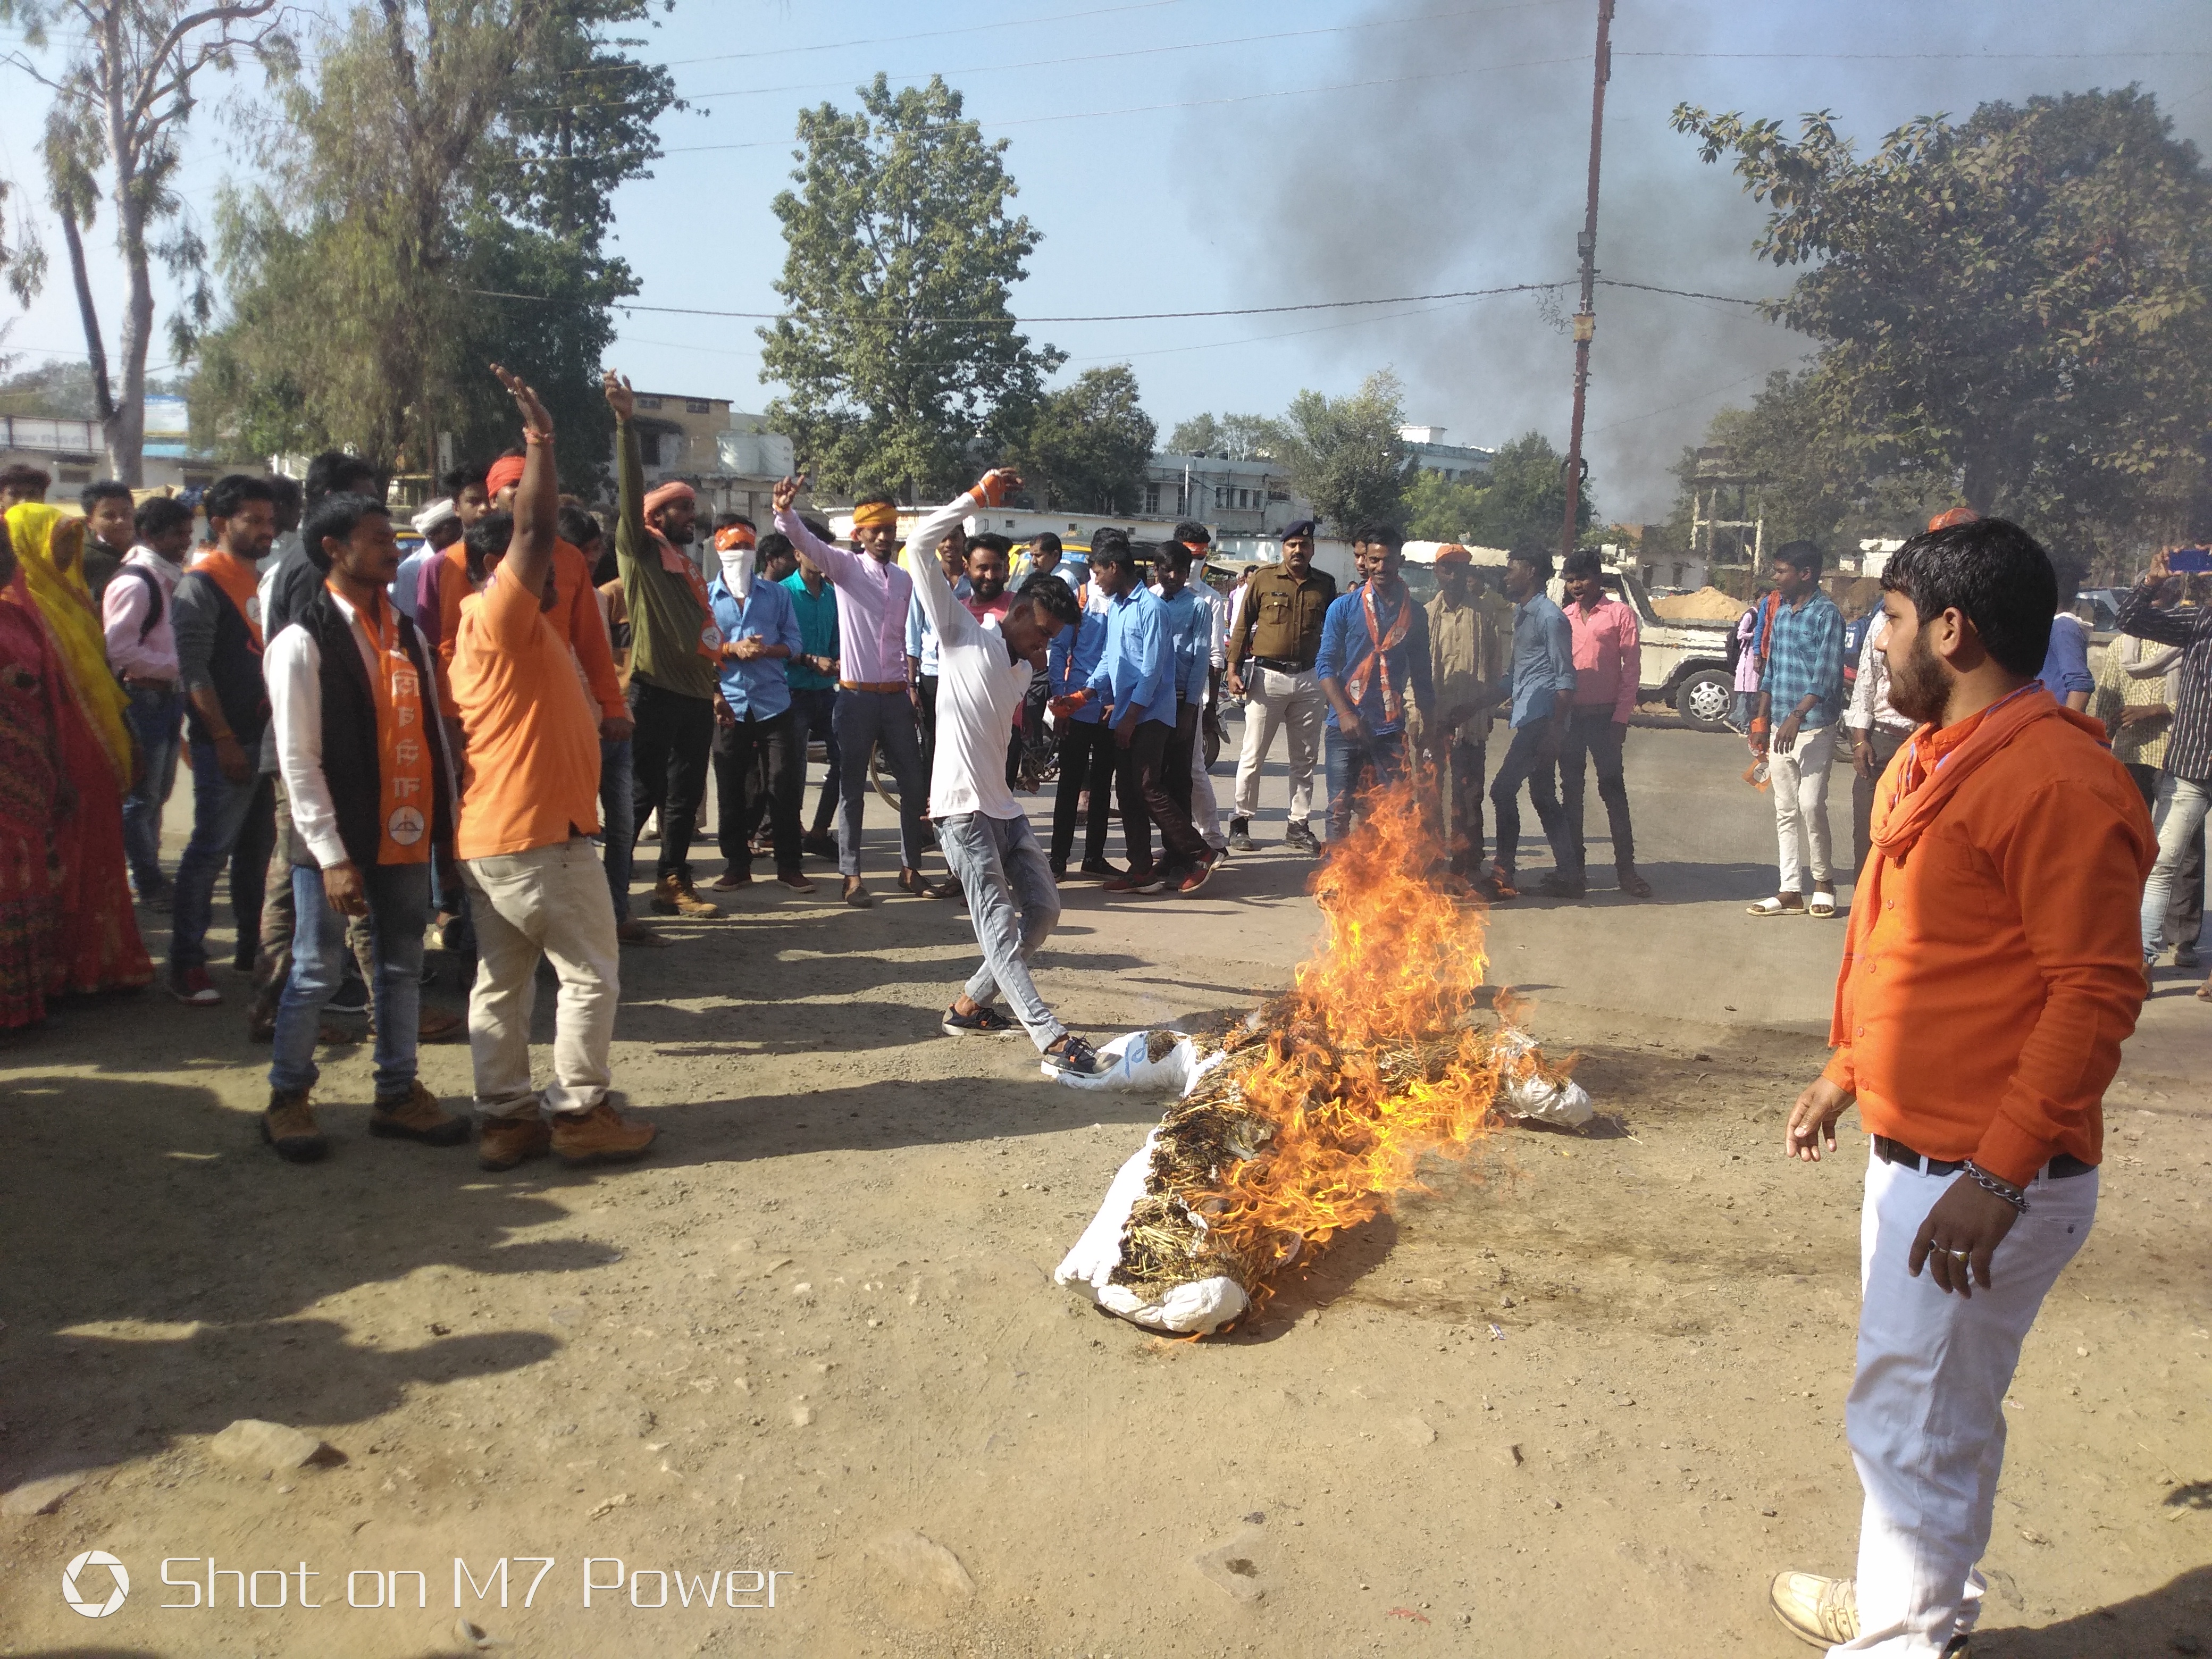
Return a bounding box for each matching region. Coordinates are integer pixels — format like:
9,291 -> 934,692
876,466 -> 1100,1079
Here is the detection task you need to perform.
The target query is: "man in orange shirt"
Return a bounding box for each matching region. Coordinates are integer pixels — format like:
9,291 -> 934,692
1773,517 -> 2152,1657
447,366 -> 657,1174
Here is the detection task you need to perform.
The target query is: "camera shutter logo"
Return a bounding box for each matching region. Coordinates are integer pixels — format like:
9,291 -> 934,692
61,1549 -> 129,1618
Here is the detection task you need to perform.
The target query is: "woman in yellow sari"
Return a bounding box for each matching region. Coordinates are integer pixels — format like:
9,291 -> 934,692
2,503 -> 152,995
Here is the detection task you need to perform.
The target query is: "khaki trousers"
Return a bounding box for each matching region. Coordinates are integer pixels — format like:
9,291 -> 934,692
462,837 -> 621,1119
1231,667 -> 1326,824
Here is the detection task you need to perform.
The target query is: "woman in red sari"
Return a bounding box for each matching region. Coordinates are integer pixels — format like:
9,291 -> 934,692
3,504 -> 153,998
0,524 -> 68,1028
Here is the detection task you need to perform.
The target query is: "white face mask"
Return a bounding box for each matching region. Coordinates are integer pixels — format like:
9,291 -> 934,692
723,542 -> 755,602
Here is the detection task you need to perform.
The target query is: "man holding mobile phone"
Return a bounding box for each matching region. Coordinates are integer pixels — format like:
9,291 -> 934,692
2117,547 -> 2212,974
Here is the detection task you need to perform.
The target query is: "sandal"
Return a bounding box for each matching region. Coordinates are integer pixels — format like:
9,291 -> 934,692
1748,895 -> 1805,917
1808,889 -> 1838,919
941,1003 -> 1016,1037
1040,1034 -> 1101,1078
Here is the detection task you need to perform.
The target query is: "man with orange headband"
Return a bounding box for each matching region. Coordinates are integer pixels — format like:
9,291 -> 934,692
605,371 -> 720,920
769,479 -> 940,907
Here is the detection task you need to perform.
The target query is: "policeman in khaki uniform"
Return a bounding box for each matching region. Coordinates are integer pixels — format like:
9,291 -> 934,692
1224,518 -> 1338,852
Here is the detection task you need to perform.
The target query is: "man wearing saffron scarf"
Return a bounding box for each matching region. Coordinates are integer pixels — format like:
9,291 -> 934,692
167,474 -> 281,1003
605,371 -> 720,919
262,490 -> 468,1162
1773,517 -> 2152,1658
1316,524 -> 1432,845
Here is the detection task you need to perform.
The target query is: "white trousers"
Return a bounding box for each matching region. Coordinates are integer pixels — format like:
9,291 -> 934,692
1232,667 -> 1326,824
463,837 -> 623,1119
1833,1151 -> 2098,1657
1771,721 -> 1838,891
1192,732 -> 1225,850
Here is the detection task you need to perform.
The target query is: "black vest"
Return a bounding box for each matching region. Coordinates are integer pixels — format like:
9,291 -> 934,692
176,568 -> 270,748
287,588 -> 454,869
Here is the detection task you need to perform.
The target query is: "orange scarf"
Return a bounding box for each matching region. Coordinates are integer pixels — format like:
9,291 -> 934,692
653,531 -> 721,660
1872,686 -> 2089,865
193,548 -> 264,650
330,582 -> 432,865
1346,580 -> 1412,725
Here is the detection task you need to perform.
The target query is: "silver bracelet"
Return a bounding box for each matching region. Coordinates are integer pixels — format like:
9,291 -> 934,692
1962,1160 -> 2029,1214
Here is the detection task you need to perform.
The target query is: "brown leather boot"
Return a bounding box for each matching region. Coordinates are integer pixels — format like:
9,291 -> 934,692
477,1113 -> 552,1172
550,1100 -> 658,1167
650,873 -> 720,918
368,1079 -> 471,1146
262,1090 -> 329,1163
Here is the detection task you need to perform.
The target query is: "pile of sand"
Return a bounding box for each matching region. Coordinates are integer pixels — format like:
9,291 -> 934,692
1653,585 -> 1748,621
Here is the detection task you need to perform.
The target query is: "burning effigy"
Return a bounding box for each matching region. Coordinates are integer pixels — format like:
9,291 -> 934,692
1052,776 -> 1590,1336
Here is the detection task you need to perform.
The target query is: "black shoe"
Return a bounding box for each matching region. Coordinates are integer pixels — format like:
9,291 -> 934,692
941,1003 -> 1017,1037
1049,860 -> 1068,881
1227,819 -> 1256,853
1078,858 -> 1121,880
1535,872 -> 1587,899
1041,1034 -> 1101,1078
326,975 -> 370,1016
1284,822 -> 1319,853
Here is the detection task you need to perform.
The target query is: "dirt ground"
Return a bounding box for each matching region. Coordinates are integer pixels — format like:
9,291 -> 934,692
2,731 -> 2207,1657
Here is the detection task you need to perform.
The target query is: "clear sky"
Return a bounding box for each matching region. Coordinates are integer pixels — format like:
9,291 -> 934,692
0,0 -> 2204,520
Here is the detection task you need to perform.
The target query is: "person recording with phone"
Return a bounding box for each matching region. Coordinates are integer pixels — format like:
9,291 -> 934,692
2117,545 -> 2212,984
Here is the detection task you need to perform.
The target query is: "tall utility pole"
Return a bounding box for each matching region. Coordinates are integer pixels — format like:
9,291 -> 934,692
1559,0 -> 1616,563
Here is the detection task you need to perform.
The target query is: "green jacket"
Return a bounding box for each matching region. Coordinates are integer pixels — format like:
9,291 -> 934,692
615,419 -> 718,702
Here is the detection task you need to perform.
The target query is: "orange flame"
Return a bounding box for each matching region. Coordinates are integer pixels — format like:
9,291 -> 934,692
1200,767 -> 1503,1310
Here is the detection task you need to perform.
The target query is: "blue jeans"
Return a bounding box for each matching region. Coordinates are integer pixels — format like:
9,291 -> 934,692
121,683 -> 182,892
270,861 -> 430,1098
787,686 -> 842,837
2141,774 -> 2211,959
1323,725 -> 1410,842
599,735 -> 635,920
171,739 -> 274,972
1489,720 -> 1570,875
831,688 -> 929,878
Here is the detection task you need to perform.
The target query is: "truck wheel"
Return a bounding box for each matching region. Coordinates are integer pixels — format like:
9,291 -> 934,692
1673,669 -> 1735,732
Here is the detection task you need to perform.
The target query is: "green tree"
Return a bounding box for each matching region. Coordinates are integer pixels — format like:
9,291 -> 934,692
1269,370 -> 1409,532
1007,365 -> 1155,514
189,0 -> 674,489
1403,470 -> 1485,542
1653,371 -> 1951,560
1405,430 -> 1593,549
761,74 -> 1062,502
1166,410 -> 1277,459
2,0 -> 292,482
1673,87 -> 2212,558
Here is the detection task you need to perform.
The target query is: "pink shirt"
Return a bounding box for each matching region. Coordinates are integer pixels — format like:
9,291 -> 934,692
774,509 -> 912,686
1565,593 -> 1639,722
102,547 -> 182,681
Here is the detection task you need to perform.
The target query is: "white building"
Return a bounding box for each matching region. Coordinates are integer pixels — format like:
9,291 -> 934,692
1138,453 -> 1305,535
1399,425 -> 1495,487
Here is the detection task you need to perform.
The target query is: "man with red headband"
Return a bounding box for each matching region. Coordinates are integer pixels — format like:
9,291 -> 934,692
604,371 -> 720,920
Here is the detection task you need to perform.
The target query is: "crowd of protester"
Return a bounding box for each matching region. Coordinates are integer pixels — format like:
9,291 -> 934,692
3,378 -> 2208,1167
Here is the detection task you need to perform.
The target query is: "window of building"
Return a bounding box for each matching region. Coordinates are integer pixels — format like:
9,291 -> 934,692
1144,482 -> 1161,514
1213,485 -> 1226,508
637,395 -> 663,410
685,399 -> 710,414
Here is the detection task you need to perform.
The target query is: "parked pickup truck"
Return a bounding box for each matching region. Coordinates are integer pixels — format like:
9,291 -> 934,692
1593,566 -> 1739,731
1398,544 -> 1742,732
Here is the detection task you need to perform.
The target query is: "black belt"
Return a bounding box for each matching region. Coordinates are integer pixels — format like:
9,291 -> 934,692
1246,656 -> 1310,674
1872,1135 -> 2092,1180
